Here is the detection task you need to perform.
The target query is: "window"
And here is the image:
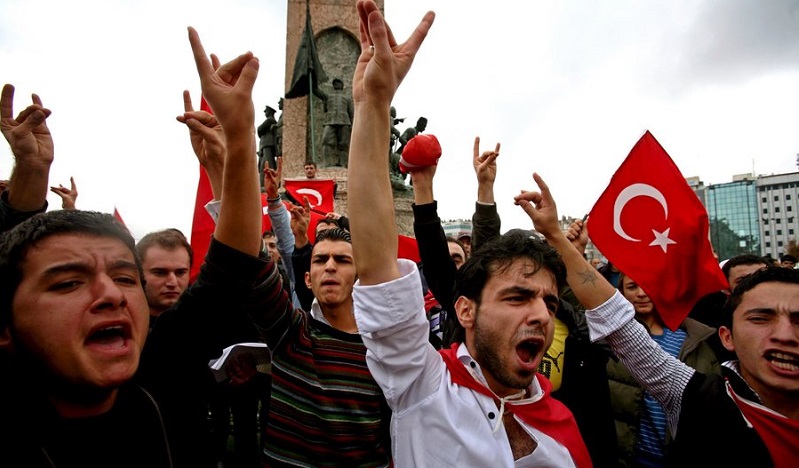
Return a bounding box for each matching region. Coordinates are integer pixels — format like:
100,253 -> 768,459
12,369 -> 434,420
788,194 -> 792,200
790,229 -> 795,235
762,197 -> 767,203
765,230 -> 771,236
763,208 -> 769,214
777,230 -> 782,235
777,219 -> 782,224
788,206 -> 793,212
766,242 -> 772,248
778,241 -> 784,247
775,196 -> 780,201
776,207 -> 781,213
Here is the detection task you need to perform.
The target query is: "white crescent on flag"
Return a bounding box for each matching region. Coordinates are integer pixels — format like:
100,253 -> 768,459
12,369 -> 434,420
297,188 -> 323,208
613,183 -> 676,252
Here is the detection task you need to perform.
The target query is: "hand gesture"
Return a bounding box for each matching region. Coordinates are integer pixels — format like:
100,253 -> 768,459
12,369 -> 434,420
50,176 -> 78,210
566,218 -> 589,256
177,89 -> 226,171
352,1 -> 435,106
325,211 -> 342,220
514,173 -> 561,240
472,136 -> 500,186
264,157 -> 282,199
1,84 -> 53,167
186,27 -> 258,134
290,196 -> 311,237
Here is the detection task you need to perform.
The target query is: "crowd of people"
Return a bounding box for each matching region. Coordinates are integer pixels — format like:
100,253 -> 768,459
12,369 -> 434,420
1,1 -> 797,467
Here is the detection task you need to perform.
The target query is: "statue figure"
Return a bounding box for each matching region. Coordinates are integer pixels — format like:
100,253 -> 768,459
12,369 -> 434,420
275,98 -> 284,158
397,116 -> 428,154
257,105 -> 278,188
388,106 -> 407,190
321,78 -> 353,167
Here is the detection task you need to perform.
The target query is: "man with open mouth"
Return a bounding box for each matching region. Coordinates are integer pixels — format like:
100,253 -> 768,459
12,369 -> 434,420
522,173 -> 799,467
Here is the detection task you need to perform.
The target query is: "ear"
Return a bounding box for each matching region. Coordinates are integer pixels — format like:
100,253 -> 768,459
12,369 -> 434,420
719,326 -> 735,352
0,327 -> 13,352
305,271 -> 312,290
455,296 -> 477,331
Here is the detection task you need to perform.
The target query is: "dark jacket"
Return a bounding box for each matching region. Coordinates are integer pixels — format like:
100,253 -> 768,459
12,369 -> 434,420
1,238 -> 274,467
607,317 -> 720,467
667,365 -> 774,467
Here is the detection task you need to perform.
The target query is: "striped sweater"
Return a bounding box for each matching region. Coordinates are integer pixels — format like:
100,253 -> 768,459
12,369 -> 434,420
253,260 -> 391,467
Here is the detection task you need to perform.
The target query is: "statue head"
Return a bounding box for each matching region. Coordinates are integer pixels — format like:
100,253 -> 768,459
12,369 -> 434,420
265,106 -> 276,117
278,98 -> 284,110
390,106 -> 397,118
416,117 -> 428,132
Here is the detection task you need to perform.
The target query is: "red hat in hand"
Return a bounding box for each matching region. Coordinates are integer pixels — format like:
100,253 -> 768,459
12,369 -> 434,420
399,134 -> 442,173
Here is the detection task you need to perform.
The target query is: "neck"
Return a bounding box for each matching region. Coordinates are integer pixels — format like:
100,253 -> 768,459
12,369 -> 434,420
320,302 -> 357,333
48,388 -> 118,418
747,376 -> 799,421
638,313 -> 665,335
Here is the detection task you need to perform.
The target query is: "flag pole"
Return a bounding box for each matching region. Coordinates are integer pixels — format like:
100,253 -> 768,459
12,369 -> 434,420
309,70 -> 317,164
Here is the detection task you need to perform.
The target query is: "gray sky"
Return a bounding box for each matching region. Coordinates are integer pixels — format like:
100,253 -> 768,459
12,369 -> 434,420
2,0 -> 798,240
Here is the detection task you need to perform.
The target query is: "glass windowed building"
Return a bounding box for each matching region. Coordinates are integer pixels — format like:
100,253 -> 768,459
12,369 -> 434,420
705,178 -> 760,261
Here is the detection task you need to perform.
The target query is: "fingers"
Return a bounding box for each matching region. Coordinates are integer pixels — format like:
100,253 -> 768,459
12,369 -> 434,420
495,142 -> 501,153
69,177 -> 76,191
532,172 -> 552,202
210,53 -> 221,71
473,136 -> 480,160
276,156 -> 283,177
31,93 -> 43,108
481,152 -> 499,166
0,84 -> 14,120
187,27 -> 214,83
182,90 -> 195,113
215,51 -> 255,85
400,10 -> 436,55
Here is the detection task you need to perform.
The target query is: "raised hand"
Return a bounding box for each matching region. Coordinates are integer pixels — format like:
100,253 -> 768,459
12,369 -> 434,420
264,157 -> 282,199
566,218 -> 589,256
50,176 -> 78,210
1,84 -> 53,166
1,84 -> 54,211
472,136 -> 500,204
352,1 -> 435,106
514,173 -> 562,240
186,27 -> 258,136
177,90 -> 226,169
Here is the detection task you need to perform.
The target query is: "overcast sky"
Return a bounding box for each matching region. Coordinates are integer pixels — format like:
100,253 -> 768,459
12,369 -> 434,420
2,0 -> 798,241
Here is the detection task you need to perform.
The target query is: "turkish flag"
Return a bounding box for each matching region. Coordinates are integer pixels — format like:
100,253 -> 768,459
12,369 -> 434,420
588,131 -> 727,331
283,178 -> 335,215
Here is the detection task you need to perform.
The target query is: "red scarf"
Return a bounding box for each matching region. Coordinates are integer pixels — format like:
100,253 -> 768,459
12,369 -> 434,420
727,381 -> 799,467
440,344 -> 592,468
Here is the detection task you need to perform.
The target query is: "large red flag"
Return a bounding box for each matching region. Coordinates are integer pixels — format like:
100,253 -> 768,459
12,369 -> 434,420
397,234 -> 421,263
283,178 -> 335,215
588,131 -> 727,331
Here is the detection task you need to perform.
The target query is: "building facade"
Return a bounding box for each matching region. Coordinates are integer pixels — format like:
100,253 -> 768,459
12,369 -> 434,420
705,174 -> 760,261
757,172 -> 799,260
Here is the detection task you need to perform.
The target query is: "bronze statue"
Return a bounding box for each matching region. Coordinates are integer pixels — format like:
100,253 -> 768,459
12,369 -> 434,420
397,116 -> 428,154
321,78 -> 353,167
257,105 -> 278,188
275,98 -> 284,159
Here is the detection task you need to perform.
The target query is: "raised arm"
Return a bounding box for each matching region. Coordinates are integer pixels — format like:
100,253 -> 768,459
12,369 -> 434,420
186,27 -> 261,256
0,84 -> 53,218
177,86 -> 226,200
50,177 -> 78,210
470,136 -> 501,252
348,0 -> 434,285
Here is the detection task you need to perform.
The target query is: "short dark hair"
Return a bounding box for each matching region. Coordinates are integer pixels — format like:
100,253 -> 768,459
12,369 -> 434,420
0,210 -> 140,329
722,266 -> 799,328
304,162 -> 317,169
449,232 -> 566,344
315,218 -> 339,232
781,254 -> 797,263
136,229 -> 193,268
314,227 -> 351,244
722,254 -> 769,283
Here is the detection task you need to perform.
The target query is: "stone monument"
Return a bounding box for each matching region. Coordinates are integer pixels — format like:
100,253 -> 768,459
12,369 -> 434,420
282,0 -> 414,235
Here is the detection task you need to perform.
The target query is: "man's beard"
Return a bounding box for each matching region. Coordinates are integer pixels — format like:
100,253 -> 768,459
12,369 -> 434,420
472,311 -> 540,391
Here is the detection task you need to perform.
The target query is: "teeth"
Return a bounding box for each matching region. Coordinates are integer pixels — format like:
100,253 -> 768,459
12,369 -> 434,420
772,360 -> 799,372
770,352 -> 799,364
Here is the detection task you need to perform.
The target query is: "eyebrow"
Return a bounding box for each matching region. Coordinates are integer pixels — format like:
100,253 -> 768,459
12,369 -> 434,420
42,259 -> 138,278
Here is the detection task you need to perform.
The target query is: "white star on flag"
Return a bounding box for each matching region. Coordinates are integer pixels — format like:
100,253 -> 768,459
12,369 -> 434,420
649,228 -> 676,253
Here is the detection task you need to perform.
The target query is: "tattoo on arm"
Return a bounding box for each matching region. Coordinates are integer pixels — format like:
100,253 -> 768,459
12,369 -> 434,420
577,269 -> 598,287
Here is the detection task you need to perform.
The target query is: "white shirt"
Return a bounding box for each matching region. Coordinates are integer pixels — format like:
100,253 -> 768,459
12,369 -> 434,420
354,260 -> 576,467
